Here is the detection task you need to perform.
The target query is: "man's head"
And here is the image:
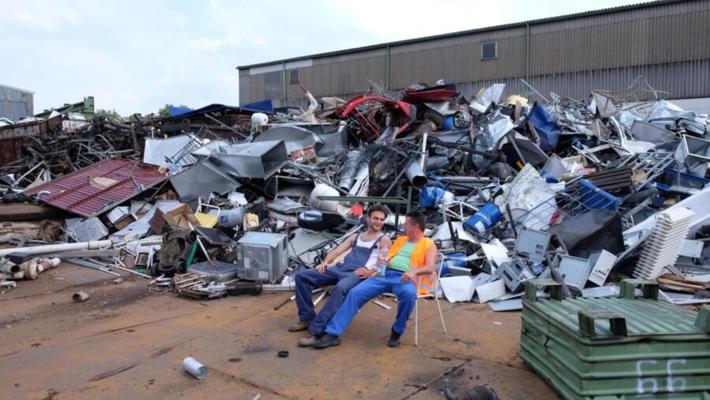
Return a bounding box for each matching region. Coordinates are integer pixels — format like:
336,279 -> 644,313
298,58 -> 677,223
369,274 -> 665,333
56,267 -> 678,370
366,204 -> 388,232
404,210 -> 426,237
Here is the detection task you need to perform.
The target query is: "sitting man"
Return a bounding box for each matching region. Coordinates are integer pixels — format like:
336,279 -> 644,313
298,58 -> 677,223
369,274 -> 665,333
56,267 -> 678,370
313,210 -> 437,349
289,204 -> 391,347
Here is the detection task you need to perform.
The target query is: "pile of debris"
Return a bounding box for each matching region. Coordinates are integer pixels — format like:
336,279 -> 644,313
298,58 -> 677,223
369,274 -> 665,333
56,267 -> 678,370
1,76 -> 709,308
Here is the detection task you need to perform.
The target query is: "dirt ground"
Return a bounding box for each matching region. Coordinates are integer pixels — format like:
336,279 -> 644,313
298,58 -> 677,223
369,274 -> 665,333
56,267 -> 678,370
0,264 -> 560,400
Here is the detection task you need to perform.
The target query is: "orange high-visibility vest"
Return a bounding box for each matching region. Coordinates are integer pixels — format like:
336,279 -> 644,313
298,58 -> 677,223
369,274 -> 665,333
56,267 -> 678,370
388,236 -> 436,295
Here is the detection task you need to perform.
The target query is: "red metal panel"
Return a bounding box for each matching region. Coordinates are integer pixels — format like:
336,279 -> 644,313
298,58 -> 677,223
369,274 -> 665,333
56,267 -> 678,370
24,159 -> 166,218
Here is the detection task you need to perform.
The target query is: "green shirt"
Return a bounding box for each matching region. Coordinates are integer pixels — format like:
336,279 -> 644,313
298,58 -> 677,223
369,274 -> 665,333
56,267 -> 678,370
389,242 -> 415,272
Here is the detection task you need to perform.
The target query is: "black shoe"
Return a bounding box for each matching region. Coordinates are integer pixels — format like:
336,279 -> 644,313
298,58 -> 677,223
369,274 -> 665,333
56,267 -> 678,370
298,332 -> 323,347
387,330 -> 402,348
312,333 -> 341,349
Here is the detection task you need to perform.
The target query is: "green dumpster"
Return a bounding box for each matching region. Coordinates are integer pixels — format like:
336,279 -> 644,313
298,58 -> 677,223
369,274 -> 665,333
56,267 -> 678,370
520,279 -> 710,400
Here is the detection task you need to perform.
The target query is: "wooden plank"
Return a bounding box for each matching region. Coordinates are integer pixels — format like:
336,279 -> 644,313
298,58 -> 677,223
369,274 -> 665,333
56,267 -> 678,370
0,203 -> 65,221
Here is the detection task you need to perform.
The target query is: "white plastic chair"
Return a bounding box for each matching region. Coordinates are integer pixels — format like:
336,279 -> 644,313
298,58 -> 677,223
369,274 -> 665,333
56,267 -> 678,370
414,252 -> 448,346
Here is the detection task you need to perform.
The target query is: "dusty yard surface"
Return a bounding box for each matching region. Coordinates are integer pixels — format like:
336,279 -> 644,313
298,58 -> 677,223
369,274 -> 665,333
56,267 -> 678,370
0,264 -> 559,400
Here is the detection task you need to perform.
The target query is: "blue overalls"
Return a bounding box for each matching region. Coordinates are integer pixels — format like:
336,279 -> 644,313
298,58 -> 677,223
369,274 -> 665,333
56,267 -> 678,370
294,233 -> 382,336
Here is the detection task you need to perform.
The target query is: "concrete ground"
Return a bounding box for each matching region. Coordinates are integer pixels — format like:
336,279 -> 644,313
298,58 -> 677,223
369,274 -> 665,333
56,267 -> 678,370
0,264 -> 560,400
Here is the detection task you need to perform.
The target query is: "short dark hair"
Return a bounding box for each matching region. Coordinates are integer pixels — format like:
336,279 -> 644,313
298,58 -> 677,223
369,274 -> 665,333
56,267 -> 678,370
406,210 -> 426,231
367,204 -> 388,218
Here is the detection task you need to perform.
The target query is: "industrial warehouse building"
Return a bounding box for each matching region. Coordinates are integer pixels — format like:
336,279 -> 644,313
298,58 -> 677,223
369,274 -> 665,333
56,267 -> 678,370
237,0 -> 710,112
0,84 -> 34,122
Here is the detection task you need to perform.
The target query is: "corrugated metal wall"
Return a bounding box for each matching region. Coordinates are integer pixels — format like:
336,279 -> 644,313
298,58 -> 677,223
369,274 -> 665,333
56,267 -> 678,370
458,59 -> 710,103
529,9 -> 710,75
239,0 -> 710,107
0,86 -> 33,121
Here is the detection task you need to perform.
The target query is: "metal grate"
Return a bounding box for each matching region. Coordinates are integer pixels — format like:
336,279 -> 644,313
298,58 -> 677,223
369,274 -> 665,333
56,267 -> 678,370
516,179 -> 621,231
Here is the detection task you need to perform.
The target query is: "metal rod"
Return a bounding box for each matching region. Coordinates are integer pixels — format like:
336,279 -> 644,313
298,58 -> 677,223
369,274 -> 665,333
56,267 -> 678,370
520,78 -> 551,103
11,162 -> 43,187
507,132 -> 527,165
65,258 -> 121,277
313,290 -> 327,306
149,274 -> 166,285
373,300 -> 391,310
111,263 -> 152,279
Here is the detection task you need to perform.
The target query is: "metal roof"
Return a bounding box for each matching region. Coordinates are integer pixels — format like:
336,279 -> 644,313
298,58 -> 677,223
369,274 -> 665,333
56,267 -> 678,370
236,0 -> 680,70
0,83 -> 34,95
24,159 -> 167,218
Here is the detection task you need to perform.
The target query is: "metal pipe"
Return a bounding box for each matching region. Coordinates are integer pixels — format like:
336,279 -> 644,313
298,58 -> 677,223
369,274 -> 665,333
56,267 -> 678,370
405,162 -> 428,189
385,45 -> 391,90
419,132 -> 428,171
525,23 -> 531,85
73,291 -> 90,302
337,150 -> 364,191
0,240 -> 113,258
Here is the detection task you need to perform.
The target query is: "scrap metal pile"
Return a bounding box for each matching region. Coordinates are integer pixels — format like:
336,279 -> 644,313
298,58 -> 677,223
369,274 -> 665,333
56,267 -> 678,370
1,77 -> 709,307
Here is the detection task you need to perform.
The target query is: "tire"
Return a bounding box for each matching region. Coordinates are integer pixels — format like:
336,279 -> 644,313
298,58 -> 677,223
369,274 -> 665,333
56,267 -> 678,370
422,109 -> 445,128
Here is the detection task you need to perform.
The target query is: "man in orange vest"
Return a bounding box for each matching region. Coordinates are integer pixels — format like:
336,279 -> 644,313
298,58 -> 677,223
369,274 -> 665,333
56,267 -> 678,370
313,210 -> 437,349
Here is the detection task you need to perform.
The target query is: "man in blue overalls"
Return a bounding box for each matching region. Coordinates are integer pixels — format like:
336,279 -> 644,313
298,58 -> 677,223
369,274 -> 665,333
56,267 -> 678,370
290,205 -> 391,347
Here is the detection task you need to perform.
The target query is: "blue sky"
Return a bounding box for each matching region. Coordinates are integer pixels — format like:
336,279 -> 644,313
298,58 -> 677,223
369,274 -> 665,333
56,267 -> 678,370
1,0 -> 642,115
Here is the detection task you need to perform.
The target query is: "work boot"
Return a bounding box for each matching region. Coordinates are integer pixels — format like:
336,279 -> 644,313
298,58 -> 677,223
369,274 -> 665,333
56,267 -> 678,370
387,330 -> 402,348
288,320 -> 310,332
298,332 -> 322,347
312,333 -> 341,349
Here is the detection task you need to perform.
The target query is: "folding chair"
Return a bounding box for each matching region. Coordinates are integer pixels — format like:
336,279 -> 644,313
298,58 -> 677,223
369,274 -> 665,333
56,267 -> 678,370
414,252 -> 448,346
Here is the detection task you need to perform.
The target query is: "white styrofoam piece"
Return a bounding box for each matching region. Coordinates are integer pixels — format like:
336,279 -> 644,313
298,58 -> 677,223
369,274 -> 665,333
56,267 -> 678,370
480,239 -> 510,268
439,276 -> 476,303
488,298 -> 523,312
475,279 -> 506,303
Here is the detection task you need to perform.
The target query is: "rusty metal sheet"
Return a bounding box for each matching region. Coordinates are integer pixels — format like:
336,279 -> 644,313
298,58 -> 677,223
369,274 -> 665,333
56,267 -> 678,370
0,138 -> 26,166
24,159 -> 166,218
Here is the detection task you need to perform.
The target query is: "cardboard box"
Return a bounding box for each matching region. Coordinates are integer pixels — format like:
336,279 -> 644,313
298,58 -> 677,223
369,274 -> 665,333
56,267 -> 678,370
149,204 -> 200,233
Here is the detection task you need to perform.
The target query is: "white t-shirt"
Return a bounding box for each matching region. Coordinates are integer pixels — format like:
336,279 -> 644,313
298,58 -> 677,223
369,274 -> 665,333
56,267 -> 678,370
356,235 -> 382,270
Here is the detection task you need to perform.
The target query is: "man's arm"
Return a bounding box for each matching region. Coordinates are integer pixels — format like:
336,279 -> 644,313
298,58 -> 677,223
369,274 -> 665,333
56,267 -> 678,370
401,242 -> 437,282
316,234 -> 356,273
418,244 -> 437,276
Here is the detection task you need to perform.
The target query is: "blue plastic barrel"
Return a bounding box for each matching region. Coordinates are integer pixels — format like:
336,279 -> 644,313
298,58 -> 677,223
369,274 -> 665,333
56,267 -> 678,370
463,203 -> 502,234
442,115 -> 455,131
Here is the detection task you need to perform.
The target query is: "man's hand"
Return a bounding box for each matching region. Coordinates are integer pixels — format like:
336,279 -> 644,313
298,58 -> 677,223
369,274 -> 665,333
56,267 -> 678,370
316,262 -> 331,274
400,271 -> 417,283
354,267 -> 371,279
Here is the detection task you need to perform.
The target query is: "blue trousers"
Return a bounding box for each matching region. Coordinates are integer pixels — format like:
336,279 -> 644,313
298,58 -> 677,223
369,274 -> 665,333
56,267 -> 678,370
294,266 -> 363,335
325,269 -> 417,337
